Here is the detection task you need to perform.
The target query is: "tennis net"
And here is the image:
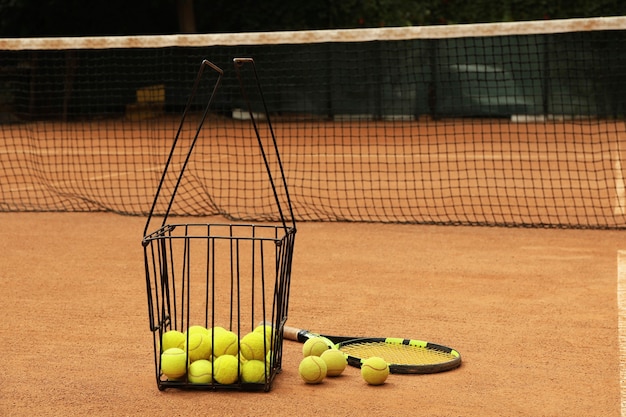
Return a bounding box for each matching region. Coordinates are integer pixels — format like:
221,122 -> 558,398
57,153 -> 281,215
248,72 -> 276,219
1,17 -> 626,228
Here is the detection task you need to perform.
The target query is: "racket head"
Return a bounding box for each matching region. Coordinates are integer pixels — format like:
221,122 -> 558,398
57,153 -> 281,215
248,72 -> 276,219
336,337 -> 461,374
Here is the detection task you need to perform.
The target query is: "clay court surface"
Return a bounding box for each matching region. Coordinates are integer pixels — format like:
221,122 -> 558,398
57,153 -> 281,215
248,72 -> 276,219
1,211 -> 624,416
2,115 -> 626,415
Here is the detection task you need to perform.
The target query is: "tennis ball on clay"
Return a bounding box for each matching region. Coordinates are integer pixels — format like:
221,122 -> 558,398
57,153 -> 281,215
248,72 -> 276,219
241,359 -> 268,384
212,330 -> 239,357
185,332 -> 212,362
360,356 -> 389,385
320,348 -> 347,377
298,355 -> 327,384
187,359 -> 213,384
161,347 -> 188,380
212,354 -> 240,385
161,330 -> 185,352
240,331 -> 268,361
302,336 -> 332,357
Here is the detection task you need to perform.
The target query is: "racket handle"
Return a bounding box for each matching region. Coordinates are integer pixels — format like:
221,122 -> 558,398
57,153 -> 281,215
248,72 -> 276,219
256,321 -> 308,343
282,324 -> 306,342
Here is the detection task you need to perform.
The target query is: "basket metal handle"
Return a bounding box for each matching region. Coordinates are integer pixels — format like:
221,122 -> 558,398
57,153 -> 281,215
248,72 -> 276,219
142,59 -> 224,239
142,58 -> 296,241
233,57 -> 296,232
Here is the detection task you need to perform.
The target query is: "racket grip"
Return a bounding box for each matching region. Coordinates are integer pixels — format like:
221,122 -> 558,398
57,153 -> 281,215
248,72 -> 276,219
282,324 -> 306,342
256,321 -> 308,342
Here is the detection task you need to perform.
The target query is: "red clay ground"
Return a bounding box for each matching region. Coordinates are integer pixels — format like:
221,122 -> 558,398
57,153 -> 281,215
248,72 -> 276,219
0,212 -> 623,416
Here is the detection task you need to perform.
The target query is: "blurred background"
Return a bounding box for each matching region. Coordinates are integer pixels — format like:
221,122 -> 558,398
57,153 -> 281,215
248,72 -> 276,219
0,0 -> 625,37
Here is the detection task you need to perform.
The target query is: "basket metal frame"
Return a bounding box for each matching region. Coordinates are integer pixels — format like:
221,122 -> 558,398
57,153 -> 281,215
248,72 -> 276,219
142,59 -> 296,391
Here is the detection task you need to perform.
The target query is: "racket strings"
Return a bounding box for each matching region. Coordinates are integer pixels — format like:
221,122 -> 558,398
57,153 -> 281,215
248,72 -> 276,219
339,341 -> 456,365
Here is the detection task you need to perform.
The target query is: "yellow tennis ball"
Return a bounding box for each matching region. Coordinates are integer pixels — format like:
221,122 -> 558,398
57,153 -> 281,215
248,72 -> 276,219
360,356 -> 389,385
184,325 -> 209,337
266,349 -> 273,367
298,355 -> 327,384
208,326 -> 227,337
254,324 -> 274,349
302,336 -> 332,357
161,330 -> 185,351
185,332 -> 212,362
241,359 -> 268,384
212,330 -> 239,357
213,354 -> 240,384
205,326 -> 226,347
187,359 -> 213,384
253,323 -> 272,336
161,347 -> 188,380
240,331 -> 267,361
320,349 -> 347,377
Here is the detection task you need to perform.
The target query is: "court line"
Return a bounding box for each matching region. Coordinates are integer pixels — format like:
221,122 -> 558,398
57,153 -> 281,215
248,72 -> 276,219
88,165 -> 163,181
614,143 -> 626,215
0,148 -> 165,157
1,147 -> 617,163
5,147 -> 620,186
5,150 -> 615,185
618,250 -> 626,417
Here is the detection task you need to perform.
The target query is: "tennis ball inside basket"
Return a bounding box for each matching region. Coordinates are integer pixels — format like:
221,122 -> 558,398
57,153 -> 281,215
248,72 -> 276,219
161,330 -> 185,351
241,359 -> 268,384
298,355 -> 327,384
320,348 -> 347,376
208,326 -> 227,337
161,347 -> 188,380
206,326 -> 226,347
187,359 -> 213,384
254,324 -> 274,350
240,331 -> 267,361
360,356 -> 389,385
184,325 -> 209,337
185,332 -> 212,362
212,330 -> 239,357
213,354 -> 240,384
302,336 -> 332,357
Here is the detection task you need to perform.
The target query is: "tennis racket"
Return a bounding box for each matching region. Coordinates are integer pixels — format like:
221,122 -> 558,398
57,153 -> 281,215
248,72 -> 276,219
282,324 -> 461,374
